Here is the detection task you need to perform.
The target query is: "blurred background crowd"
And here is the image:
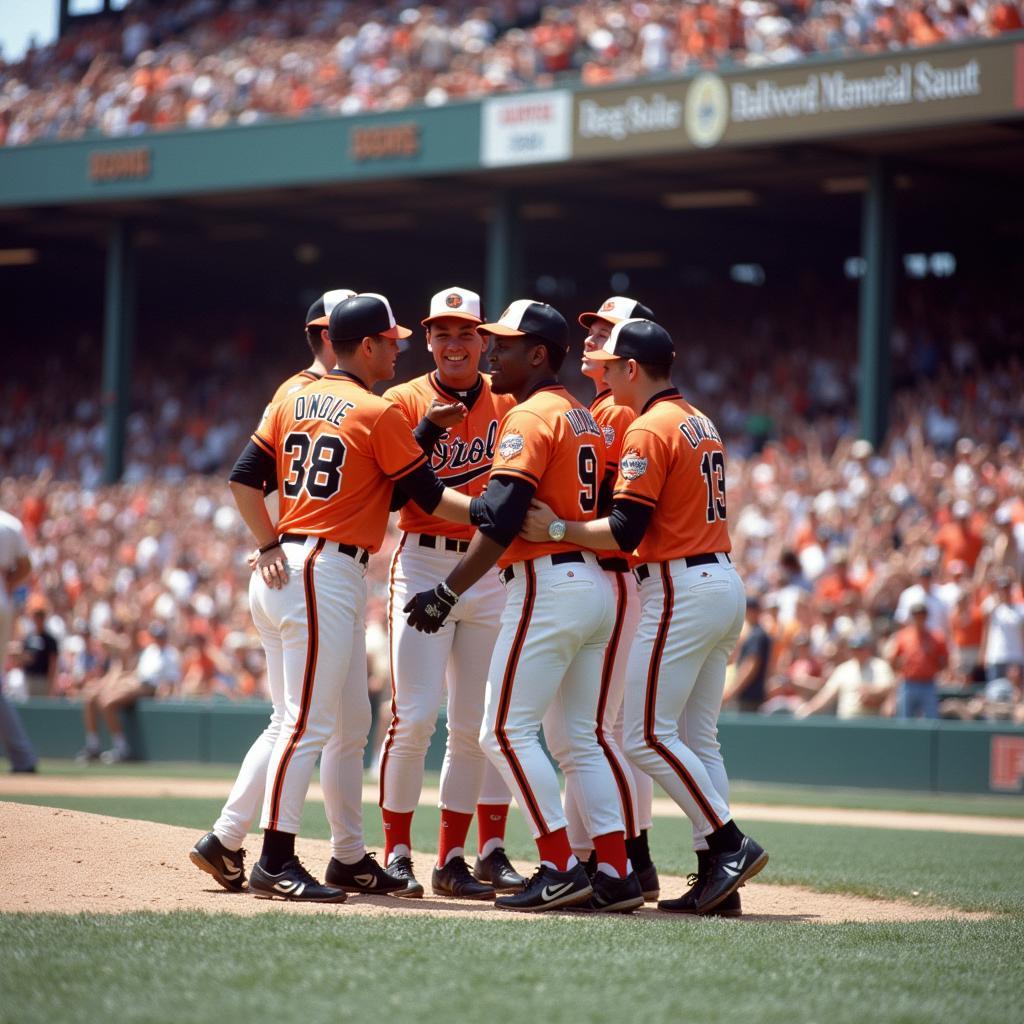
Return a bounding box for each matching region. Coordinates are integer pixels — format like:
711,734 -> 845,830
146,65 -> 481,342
2,281 -> 1023,742
2,0 -> 1022,145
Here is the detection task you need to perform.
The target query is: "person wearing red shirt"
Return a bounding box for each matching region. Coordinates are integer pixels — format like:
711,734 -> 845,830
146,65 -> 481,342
887,602 -> 949,718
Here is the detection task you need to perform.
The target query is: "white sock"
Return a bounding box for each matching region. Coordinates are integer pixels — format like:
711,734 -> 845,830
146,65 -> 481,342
479,837 -> 503,859
85,731 -> 100,750
540,854 -> 578,873
214,831 -> 242,853
387,844 -> 410,866
112,733 -> 129,753
596,863 -> 620,878
443,847 -> 464,866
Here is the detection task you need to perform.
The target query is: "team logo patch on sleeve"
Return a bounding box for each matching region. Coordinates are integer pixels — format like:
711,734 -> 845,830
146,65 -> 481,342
602,425 -> 616,446
620,449 -> 648,480
498,432 -> 525,459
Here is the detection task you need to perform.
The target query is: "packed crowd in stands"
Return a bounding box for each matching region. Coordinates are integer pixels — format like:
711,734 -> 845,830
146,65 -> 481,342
1,285 -> 1022,745
2,0 -> 1022,146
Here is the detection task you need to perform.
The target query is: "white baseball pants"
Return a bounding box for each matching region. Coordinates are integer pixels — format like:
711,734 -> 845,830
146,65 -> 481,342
545,567 -> 649,848
220,538 -> 372,851
481,554 -> 625,841
624,556 -> 744,841
379,535 -> 512,815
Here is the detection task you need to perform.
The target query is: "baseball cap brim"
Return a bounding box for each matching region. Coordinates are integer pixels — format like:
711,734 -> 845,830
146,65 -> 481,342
422,311 -> 484,327
477,321 -> 526,337
585,347 -> 622,362
578,311 -> 625,328
380,324 -> 413,340
306,315 -> 330,327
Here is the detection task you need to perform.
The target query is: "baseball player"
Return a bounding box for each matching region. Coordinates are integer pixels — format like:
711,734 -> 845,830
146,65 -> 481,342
405,300 -> 644,914
378,286 -> 524,901
551,294 -> 660,901
522,318 -> 768,916
223,293 -> 477,902
191,288 -> 410,898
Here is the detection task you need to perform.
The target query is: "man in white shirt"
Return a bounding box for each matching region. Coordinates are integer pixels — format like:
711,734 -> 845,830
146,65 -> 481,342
795,634 -> 896,720
895,565 -> 947,633
0,510 -> 38,772
981,574 -> 1024,681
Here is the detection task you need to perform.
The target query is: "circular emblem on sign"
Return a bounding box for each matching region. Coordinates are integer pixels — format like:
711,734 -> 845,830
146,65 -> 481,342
684,72 -> 728,149
498,432 -> 525,459
620,449 -> 649,480
446,293 -> 463,309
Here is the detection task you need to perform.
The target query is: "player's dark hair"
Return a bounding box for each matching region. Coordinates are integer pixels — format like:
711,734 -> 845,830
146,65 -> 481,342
637,360 -> 672,380
306,325 -> 326,355
535,339 -> 566,372
330,337 -> 363,358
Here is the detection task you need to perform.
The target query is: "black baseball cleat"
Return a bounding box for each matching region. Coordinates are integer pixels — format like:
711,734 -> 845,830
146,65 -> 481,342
189,832 -> 247,892
325,852 -> 407,895
249,858 -> 347,903
494,863 -> 592,913
578,870 -> 644,913
658,872 -> 742,917
696,836 -> 767,914
432,856 -> 496,900
473,848 -> 526,892
384,855 -> 424,898
637,863 -> 661,902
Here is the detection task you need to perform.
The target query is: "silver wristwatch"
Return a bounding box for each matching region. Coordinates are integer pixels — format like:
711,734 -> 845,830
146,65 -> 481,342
547,519 -> 567,542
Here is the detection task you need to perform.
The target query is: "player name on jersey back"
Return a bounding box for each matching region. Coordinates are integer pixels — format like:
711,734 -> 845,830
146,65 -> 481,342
490,384 -> 607,570
612,389 -> 731,565
385,372 -> 515,542
252,372 -> 427,552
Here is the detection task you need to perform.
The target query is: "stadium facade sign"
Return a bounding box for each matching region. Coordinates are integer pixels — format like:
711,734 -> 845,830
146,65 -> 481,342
88,147 -> 152,182
572,38 -> 1023,158
349,122 -> 420,162
480,90 -> 573,166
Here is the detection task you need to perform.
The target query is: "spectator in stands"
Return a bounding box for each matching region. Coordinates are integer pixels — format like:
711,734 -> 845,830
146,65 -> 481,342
18,595 -> 59,697
887,600 -> 949,719
895,564 -> 947,632
936,499 -> 985,570
949,586 -> 985,685
796,633 -> 896,719
941,664 -> 1024,722
980,573 -> 1024,682
724,594 -> 772,712
77,620 -> 181,764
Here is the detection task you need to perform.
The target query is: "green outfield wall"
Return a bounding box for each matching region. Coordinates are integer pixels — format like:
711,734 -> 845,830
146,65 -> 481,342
13,701 -> 1024,796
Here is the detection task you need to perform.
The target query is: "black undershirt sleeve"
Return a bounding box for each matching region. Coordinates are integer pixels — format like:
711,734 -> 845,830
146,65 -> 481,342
597,468 -> 616,517
608,498 -> 653,553
392,416 -> 445,511
229,440 -> 277,495
468,475 -> 536,547
393,462 -> 445,514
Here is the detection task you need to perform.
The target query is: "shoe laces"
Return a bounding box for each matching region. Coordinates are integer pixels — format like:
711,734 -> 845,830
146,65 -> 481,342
281,857 -> 317,885
444,856 -> 475,882
489,848 -> 514,870
685,872 -> 699,888
390,855 -> 415,877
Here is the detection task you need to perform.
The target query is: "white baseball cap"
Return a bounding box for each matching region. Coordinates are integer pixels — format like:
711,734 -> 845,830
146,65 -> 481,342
421,286 -> 483,326
306,288 -> 357,327
578,295 -> 655,329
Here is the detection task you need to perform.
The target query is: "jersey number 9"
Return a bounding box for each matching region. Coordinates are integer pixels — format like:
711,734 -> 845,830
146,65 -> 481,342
578,444 -> 598,513
282,431 -> 347,500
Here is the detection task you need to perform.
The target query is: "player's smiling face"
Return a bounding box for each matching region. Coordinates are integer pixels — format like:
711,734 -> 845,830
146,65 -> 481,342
427,317 -> 484,388
581,318 -> 613,380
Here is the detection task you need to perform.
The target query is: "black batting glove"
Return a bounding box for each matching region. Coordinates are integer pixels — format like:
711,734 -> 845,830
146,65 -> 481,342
404,581 -> 459,634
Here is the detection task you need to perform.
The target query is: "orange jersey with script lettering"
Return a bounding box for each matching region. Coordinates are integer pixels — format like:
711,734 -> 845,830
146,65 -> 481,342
252,372 -> 427,552
489,384 -> 606,570
384,372 -> 515,542
612,389 -> 731,564
591,388 -> 638,566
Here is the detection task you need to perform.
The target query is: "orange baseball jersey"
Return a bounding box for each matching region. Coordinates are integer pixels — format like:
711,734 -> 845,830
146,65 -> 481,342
489,383 -> 606,569
612,389 -> 732,564
252,371 -> 427,552
591,388 -> 638,567
384,372 -> 515,542
271,369 -> 322,405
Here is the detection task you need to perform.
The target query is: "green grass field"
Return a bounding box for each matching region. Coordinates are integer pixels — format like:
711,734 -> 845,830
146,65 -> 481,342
3,766 -> 1023,1024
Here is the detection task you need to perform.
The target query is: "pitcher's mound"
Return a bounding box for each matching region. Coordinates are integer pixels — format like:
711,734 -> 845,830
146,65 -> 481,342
0,802 -> 990,924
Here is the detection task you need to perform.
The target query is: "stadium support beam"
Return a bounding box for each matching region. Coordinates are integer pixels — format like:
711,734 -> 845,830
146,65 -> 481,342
102,221 -> 135,485
486,191 -> 521,318
857,159 -> 895,448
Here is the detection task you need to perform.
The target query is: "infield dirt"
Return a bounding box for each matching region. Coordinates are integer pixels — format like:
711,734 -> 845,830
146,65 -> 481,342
0,801 -> 995,924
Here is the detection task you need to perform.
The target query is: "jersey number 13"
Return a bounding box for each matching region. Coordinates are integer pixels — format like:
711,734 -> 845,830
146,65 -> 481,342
700,451 -> 727,523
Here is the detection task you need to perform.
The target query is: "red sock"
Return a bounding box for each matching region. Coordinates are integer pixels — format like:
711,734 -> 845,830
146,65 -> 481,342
382,808 -> 413,863
536,827 -> 574,871
476,803 -> 509,855
438,810 -> 474,867
593,831 -> 628,878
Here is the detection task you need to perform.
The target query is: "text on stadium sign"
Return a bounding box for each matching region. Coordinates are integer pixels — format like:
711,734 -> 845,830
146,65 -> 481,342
89,147 -> 152,182
350,123 -> 421,161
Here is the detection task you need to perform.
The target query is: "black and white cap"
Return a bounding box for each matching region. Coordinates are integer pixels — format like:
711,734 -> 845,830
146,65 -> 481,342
478,299 -> 569,351
586,318 -> 675,365
578,295 -> 655,329
306,289 -> 357,327
329,292 -> 413,343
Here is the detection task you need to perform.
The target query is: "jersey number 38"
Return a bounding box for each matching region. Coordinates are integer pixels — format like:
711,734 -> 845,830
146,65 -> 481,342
282,431 -> 347,500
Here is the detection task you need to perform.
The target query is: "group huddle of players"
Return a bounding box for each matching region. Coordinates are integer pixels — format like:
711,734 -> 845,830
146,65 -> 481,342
188,285 -> 768,914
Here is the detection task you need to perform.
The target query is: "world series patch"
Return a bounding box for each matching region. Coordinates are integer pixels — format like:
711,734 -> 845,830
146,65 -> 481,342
620,450 -> 648,480
498,432 -> 525,459
602,425 -> 616,446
